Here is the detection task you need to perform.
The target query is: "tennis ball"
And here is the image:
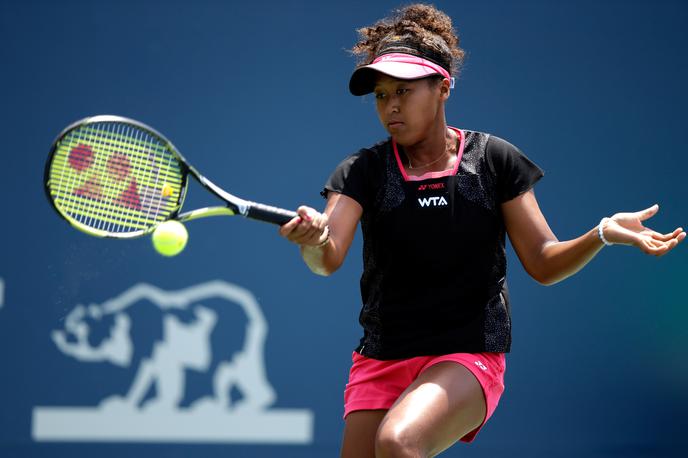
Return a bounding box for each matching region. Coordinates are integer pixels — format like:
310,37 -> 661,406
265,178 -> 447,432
152,221 -> 188,256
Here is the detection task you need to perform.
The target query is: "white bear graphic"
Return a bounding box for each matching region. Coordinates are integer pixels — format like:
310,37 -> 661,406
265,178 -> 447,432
34,280 -> 312,444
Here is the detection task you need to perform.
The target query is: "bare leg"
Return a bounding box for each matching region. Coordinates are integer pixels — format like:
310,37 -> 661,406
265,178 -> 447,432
375,362 -> 487,457
340,410 -> 387,458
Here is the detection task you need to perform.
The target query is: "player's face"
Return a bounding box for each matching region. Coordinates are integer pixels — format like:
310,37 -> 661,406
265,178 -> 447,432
373,75 -> 446,146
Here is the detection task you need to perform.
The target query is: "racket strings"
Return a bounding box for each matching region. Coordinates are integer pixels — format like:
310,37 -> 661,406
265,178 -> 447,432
48,121 -> 184,234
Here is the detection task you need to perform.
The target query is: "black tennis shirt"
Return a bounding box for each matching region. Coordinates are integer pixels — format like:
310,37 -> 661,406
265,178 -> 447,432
322,130 -> 544,359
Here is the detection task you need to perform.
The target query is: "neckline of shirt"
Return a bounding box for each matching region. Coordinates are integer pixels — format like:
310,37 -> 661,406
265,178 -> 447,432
392,127 -> 465,182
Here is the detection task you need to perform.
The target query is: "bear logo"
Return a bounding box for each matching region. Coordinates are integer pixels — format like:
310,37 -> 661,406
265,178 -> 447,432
32,280 -> 313,444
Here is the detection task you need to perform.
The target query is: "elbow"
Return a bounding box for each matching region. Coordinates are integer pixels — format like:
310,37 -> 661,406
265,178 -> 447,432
528,262 -> 560,286
534,274 -> 558,287
530,265 -> 567,286
303,252 -> 343,277
310,264 -> 335,277
528,267 -> 551,286
319,252 -> 350,276
528,241 -> 560,286
317,258 -> 344,277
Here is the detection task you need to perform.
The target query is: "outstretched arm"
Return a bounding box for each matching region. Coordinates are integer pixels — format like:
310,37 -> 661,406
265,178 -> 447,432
502,190 -> 685,286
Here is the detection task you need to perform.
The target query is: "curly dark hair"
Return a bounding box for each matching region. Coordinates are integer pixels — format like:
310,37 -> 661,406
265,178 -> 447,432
351,4 -> 465,76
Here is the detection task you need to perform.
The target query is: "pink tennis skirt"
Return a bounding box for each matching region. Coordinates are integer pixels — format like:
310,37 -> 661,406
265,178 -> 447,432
343,351 -> 506,443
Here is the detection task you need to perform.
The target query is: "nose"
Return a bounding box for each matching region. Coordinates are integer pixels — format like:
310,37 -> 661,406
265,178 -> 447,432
385,95 -> 401,115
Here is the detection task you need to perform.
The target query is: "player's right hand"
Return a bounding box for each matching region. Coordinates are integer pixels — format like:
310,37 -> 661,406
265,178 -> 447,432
279,205 -> 329,247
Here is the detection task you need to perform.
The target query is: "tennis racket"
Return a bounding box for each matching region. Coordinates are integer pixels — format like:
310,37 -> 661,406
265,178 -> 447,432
44,115 -> 297,238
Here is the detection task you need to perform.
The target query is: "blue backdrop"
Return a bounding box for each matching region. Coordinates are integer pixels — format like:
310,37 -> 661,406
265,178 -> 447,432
1,0 -> 686,456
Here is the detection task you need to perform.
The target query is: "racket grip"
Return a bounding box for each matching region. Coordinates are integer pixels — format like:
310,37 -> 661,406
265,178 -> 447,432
246,202 -> 298,225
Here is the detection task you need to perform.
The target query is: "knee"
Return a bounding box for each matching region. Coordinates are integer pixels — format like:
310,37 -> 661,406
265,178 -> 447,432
375,423 -> 427,458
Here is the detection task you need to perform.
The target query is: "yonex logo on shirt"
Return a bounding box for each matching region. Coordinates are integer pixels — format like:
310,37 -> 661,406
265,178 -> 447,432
418,196 -> 448,207
417,183 -> 445,191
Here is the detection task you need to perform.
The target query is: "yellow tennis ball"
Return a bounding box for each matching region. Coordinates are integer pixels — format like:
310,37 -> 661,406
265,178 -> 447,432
152,221 -> 188,256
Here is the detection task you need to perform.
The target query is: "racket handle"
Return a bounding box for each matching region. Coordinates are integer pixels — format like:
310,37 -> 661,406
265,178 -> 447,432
246,202 -> 298,225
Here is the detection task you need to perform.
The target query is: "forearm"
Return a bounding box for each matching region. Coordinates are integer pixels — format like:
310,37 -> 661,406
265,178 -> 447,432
300,240 -> 342,276
536,225 -> 605,286
287,194 -> 361,276
505,192 -> 683,285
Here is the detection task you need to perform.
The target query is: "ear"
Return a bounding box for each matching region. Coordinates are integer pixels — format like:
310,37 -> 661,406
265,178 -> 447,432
439,77 -> 452,100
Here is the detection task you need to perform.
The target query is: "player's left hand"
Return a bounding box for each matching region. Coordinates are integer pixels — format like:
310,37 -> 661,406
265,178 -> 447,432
602,204 -> 685,256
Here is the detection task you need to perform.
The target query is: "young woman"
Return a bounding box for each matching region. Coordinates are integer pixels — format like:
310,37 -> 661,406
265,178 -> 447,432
279,4 -> 685,457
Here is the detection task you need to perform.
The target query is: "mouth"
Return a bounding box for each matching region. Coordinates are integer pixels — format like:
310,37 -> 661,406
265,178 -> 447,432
387,121 -> 404,129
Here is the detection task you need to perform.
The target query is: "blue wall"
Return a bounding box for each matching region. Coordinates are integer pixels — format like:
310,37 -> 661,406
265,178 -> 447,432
1,0 -> 686,456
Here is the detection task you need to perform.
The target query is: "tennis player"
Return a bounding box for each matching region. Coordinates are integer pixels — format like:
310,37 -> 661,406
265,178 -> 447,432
279,4 -> 685,457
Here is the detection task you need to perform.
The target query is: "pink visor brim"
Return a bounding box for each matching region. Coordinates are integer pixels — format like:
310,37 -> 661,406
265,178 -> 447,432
349,53 -> 451,96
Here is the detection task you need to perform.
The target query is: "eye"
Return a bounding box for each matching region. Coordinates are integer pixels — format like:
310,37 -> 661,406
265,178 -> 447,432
374,92 -> 386,100
396,88 -> 409,96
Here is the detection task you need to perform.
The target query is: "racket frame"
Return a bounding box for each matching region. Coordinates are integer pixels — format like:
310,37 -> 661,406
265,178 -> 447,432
45,115 -> 293,239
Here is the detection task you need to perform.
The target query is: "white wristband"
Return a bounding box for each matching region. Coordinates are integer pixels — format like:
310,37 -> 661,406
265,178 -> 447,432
598,217 -> 613,246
